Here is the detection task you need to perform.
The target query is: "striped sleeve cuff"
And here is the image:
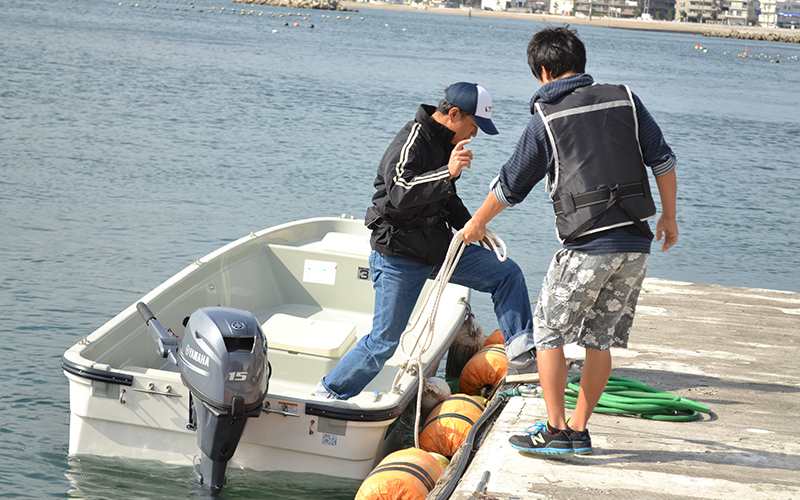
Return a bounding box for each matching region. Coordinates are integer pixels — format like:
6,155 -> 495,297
651,153 -> 676,178
489,176 -> 515,207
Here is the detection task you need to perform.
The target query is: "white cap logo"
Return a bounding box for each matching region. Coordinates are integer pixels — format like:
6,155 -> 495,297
474,85 -> 493,120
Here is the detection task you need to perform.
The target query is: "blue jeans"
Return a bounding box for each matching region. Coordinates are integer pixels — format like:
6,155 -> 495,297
320,244 -> 534,400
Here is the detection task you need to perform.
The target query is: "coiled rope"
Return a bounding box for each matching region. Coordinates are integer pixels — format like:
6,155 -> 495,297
565,375 -> 712,421
393,229 -> 507,448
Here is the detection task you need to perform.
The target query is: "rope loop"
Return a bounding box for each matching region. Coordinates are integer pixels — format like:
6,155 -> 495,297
392,228 -> 508,448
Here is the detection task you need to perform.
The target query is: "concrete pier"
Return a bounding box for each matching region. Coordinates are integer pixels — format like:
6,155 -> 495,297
440,278 -> 800,500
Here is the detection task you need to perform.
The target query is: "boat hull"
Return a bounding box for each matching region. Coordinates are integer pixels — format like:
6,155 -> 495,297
63,216 -> 469,479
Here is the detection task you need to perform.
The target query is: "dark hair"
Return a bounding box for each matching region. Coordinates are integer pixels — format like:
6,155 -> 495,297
527,27 -> 586,81
437,97 -> 455,115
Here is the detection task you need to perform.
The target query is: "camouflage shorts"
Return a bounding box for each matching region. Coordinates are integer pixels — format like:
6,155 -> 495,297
533,249 -> 648,351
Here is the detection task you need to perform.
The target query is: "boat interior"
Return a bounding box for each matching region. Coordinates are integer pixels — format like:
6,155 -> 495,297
74,219 -> 466,406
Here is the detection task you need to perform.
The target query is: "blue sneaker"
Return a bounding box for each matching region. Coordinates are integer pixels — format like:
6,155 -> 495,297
508,421 -> 574,456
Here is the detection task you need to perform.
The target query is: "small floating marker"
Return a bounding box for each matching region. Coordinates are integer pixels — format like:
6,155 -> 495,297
361,16 -> 364,20
402,28 -> 406,31
294,21 -> 299,26
272,29 -> 278,33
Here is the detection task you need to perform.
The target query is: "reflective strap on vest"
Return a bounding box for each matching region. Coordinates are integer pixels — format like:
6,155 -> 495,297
563,184 -> 654,243
553,181 -> 648,215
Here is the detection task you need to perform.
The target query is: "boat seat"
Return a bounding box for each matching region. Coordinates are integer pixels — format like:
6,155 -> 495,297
261,314 -> 357,384
317,232 -> 371,257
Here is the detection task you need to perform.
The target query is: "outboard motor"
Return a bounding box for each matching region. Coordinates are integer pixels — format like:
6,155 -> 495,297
137,303 -> 269,491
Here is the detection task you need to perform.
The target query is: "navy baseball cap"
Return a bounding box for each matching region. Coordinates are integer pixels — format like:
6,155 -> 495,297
445,82 -> 499,135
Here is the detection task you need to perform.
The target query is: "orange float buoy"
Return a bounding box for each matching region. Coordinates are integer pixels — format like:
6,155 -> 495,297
355,448 -> 444,500
482,329 -> 504,347
419,394 -> 485,457
458,344 -> 508,396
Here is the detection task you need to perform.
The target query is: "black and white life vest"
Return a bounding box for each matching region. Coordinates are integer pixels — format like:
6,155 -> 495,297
536,84 -> 656,244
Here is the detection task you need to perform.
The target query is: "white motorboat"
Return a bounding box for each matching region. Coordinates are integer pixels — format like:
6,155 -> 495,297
62,216 -> 470,489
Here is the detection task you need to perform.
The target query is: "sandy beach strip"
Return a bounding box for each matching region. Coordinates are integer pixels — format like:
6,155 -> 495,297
340,1 -> 800,41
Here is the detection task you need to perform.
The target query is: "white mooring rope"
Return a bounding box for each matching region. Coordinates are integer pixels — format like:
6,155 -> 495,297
391,229 -> 507,449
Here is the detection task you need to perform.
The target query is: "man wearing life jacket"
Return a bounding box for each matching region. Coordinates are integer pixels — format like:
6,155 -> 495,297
313,83 -> 536,400
462,27 -> 679,455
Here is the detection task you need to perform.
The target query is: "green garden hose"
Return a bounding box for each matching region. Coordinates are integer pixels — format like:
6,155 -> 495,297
564,375 -> 712,422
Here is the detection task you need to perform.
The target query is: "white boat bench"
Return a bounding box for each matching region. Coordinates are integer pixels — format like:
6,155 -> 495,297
261,313 -> 357,385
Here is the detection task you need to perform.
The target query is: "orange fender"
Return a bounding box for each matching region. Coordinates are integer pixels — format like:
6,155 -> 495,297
458,345 -> 508,396
418,394 -> 485,457
355,448 -> 444,500
482,329 -> 504,347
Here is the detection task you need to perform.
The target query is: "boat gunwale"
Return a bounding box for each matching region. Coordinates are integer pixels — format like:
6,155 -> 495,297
61,357 -> 134,386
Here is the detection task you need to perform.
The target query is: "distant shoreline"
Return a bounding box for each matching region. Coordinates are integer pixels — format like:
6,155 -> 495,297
340,1 -> 800,42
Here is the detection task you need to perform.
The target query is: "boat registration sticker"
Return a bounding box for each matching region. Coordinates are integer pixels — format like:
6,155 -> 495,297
303,259 -> 337,286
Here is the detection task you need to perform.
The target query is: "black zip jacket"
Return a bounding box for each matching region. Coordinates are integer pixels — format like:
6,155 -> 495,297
365,105 -> 471,266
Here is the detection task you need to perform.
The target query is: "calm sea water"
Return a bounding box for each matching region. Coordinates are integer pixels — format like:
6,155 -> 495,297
1,0 -> 798,497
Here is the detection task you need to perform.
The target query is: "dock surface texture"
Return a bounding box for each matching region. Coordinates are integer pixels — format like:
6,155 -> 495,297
441,278 -> 800,500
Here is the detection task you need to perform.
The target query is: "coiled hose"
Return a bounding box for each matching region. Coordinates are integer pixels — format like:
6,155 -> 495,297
565,375 -> 712,421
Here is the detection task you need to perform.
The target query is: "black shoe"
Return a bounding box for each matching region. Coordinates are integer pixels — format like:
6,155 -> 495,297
509,421 -> 574,456
567,426 -> 592,455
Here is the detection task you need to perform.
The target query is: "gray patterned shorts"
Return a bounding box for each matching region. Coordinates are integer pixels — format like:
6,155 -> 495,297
533,249 -> 648,351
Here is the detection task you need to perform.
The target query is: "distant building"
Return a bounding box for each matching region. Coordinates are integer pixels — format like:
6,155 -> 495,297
675,0 -> 717,20
527,0 -> 549,11
639,0 -> 676,19
758,0 -> 778,25
548,0 -> 575,14
573,0 -> 641,17
719,0 -> 758,24
777,0 -> 800,26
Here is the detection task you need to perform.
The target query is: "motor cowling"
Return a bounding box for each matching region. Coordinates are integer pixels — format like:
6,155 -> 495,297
178,306 -> 269,489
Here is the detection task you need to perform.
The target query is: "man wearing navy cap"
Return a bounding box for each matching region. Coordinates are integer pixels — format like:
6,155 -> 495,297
313,83 -> 536,400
